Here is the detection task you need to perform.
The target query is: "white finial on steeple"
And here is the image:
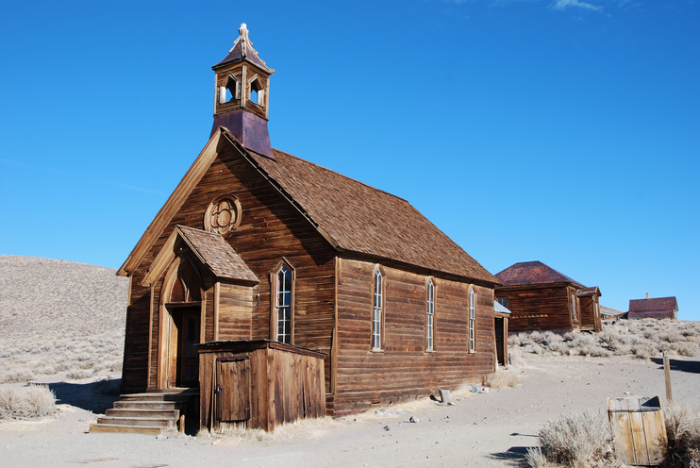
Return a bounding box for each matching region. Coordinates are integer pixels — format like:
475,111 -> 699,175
230,23 -> 253,54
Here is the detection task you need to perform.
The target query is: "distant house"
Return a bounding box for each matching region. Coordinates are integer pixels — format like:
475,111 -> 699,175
628,295 -> 678,320
600,306 -> 627,322
495,261 -> 602,334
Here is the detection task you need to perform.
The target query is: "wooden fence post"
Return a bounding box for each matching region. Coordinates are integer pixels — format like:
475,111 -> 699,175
663,352 -> 673,404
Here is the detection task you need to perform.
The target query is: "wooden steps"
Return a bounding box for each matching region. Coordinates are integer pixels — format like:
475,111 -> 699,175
90,391 -> 197,435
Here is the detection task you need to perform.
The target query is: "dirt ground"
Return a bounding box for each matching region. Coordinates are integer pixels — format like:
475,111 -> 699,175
2,354 -> 699,468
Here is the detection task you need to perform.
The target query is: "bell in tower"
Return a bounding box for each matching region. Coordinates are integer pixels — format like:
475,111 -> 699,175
211,24 -> 275,159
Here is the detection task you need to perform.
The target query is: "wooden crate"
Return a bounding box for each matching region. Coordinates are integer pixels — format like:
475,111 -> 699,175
608,396 -> 667,466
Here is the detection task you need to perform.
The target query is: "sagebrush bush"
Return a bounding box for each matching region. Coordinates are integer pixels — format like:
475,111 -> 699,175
663,404 -> 700,468
528,411 -> 616,468
510,319 -> 700,360
0,328 -> 124,384
484,368 -> 520,389
0,385 -> 56,419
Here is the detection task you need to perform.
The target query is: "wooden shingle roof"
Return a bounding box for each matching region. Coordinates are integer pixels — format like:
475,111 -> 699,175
247,146 -> 498,285
177,226 -> 259,284
496,261 -> 584,288
119,128 -> 499,286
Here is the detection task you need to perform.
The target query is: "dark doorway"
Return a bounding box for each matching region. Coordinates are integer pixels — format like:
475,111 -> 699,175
168,307 -> 200,388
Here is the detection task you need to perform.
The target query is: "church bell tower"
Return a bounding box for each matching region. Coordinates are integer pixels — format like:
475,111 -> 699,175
211,24 -> 275,159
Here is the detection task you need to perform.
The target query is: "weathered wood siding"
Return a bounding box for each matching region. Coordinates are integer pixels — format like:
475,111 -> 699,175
579,295 -> 602,332
122,143 -> 336,393
199,342 -> 325,432
334,258 -> 495,416
218,284 -> 253,340
121,278 -> 151,393
495,284 -> 576,333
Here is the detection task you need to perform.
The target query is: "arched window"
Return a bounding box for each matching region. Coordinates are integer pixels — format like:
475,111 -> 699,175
469,288 -> 476,352
427,279 -> 435,351
275,264 -> 293,344
169,259 -> 202,303
372,269 -> 383,350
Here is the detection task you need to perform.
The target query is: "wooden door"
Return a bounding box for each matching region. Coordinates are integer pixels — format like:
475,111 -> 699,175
168,308 -> 200,388
216,357 -> 251,422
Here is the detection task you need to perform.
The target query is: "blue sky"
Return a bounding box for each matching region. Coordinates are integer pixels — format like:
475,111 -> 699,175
1,1 -> 698,319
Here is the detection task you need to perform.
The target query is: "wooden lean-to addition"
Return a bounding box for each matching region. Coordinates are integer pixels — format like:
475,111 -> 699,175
110,23 -> 502,432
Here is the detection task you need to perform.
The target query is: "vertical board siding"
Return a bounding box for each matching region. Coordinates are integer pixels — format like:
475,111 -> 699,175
218,284 -> 253,340
335,259 -> 495,416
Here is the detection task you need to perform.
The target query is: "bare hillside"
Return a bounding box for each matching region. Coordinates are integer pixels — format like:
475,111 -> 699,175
0,256 -> 128,383
0,256 -> 128,340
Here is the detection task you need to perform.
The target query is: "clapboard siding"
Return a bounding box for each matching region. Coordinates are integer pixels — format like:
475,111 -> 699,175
495,285 -> 575,333
334,258 -> 495,416
218,283 -> 253,340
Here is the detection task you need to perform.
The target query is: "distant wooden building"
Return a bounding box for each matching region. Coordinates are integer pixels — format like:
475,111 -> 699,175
495,261 -> 602,334
112,24 -> 501,430
628,295 -> 678,320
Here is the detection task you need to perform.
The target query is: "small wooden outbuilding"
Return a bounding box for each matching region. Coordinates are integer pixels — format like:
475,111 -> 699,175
198,340 -> 326,432
495,261 -> 602,334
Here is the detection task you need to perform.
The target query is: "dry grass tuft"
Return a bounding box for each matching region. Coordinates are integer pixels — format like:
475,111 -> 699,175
0,384 -> 56,419
484,368 -> 520,389
663,403 -> 700,468
509,319 -> 700,361
527,411 -> 617,468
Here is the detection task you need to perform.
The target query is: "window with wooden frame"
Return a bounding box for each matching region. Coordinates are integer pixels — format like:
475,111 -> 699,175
372,267 -> 384,351
426,278 -> 435,351
496,296 -> 509,309
571,294 -> 577,322
468,288 -> 476,352
271,261 -> 294,344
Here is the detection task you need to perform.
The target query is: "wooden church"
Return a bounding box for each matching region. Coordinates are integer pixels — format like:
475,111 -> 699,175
108,24 -> 501,432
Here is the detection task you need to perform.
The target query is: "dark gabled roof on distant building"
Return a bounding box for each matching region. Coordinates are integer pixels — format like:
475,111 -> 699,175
495,261 -> 585,288
628,296 -> 678,319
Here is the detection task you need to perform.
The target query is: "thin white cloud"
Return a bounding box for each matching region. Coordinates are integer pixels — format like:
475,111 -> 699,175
552,0 -> 603,11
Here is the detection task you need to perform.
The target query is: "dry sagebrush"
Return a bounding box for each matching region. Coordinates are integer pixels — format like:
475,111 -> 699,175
663,403 -> 700,468
0,328 -> 124,384
527,411 -> 618,468
483,368 -> 520,389
510,319 -> 700,360
0,385 -> 56,419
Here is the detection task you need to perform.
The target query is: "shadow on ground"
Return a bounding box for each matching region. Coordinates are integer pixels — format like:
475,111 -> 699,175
487,446 -> 533,467
45,379 -> 121,414
650,357 -> 700,375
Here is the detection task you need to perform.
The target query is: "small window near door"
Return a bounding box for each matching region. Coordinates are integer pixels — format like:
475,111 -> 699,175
496,296 -> 509,309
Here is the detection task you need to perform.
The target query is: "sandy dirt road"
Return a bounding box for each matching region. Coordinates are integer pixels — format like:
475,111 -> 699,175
2,355 -> 698,468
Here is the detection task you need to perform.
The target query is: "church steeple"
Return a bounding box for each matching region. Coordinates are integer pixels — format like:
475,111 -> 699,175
211,24 -> 275,159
